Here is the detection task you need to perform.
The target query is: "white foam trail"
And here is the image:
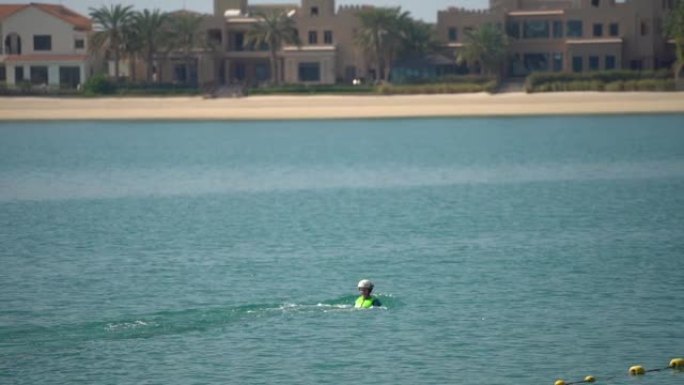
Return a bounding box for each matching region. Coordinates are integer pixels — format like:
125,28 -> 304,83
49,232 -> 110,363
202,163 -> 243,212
104,320 -> 157,332
1,160 -> 683,202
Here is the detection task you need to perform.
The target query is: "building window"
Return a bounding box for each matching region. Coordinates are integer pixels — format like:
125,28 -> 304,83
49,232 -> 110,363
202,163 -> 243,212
30,66 -> 48,85
640,22 -> 648,36
233,32 -> 245,51
15,67 -> 24,83
308,31 -> 318,45
506,21 -> 520,38
174,64 -> 187,82
572,56 -> 583,72
553,53 -> 563,72
75,39 -> 85,49
605,55 -> 616,70
345,65 -> 357,82
59,66 -> 81,89
310,6 -> 319,16
609,23 -> 619,36
298,62 -> 320,82
592,0 -> 600,7
324,30 -> 333,44
33,35 -> 52,51
448,27 -> 458,42
523,20 -> 550,39
524,53 -> 550,72
589,56 -> 600,71
553,21 -> 563,38
0,65 -> 5,82
593,23 -> 603,37
630,60 -> 643,71
255,63 -> 270,82
567,20 -> 583,37
234,63 -> 246,81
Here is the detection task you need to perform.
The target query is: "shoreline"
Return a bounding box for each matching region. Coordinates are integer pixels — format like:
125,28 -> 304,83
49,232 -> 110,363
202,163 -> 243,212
1,92 -> 684,121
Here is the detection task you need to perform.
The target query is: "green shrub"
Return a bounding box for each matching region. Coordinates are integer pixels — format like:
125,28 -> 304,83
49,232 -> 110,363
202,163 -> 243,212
623,80 -> 638,91
401,75 -> 496,85
604,81 -> 624,91
83,75 -> 116,95
526,70 -> 675,93
636,79 -> 676,91
375,82 -> 495,95
249,84 -> 375,95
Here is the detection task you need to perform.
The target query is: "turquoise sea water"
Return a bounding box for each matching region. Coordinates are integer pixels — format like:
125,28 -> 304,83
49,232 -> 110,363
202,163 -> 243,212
1,116 -> 683,385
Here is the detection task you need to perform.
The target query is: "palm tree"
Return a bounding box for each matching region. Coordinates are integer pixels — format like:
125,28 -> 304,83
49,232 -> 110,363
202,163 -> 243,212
132,9 -> 168,83
122,25 -> 142,82
397,20 -> 441,61
245,10 -> 300,86
89,4 -> 135,81
457,23 -> 509,77
666,0 -> 684,82
355,7 -> 412,83
168,12 -> 205,85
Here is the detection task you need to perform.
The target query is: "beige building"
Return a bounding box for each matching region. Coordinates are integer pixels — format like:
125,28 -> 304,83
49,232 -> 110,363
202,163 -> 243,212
0,3 -> 92,89
437,0 -> 678,76
159,0 -> 371,87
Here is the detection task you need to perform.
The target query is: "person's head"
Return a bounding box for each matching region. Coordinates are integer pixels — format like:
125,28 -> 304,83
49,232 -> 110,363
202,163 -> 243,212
357,279 -> 374,297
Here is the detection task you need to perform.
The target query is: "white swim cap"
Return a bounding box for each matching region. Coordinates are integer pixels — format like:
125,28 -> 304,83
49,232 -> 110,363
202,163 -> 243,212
357,279 -> 374,290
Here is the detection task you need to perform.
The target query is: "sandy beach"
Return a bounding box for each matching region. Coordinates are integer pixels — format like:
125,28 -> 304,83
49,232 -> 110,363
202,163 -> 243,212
1,92 -> 683,121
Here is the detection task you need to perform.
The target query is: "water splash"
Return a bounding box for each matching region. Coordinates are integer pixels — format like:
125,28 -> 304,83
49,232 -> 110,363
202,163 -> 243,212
0,296 -> 396,347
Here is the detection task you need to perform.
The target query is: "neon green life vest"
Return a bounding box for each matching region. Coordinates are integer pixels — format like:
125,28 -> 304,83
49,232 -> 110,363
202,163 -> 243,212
355,296 -> 375,309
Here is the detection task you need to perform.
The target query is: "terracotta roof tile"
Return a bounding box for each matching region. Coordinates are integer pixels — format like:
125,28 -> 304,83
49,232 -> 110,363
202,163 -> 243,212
0,4 -> 28,19
0,3 -> 91,31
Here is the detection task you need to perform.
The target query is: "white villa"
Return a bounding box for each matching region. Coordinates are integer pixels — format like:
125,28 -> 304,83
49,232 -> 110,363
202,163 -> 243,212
0,3 -> 92,90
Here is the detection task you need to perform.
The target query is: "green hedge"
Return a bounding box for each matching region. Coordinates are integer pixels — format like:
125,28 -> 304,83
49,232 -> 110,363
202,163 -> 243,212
248,80 -> 498,96
525,70 -> 674,93
82,75 -> 116,95
82,76 -> 201,96
400,75 -> 497,85
248,84 -> 375,95
377,81 -> 498,95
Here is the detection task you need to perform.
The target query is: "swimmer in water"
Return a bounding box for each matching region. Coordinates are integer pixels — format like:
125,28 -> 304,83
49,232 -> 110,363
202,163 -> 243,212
355,279 -> 382,308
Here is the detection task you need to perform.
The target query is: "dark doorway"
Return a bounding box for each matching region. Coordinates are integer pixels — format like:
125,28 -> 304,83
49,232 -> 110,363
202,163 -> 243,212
30,66 -> 48,85
15,66 -> 25,83
59,66 -> 81,89
234,62 -> 246,81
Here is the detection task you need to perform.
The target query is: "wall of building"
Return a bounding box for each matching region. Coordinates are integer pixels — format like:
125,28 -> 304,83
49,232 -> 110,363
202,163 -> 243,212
1,6 -> 91,88
437,9 -> 505,45
566,41 -> 622,71
4,62 -> 88,88
2,7 -> 88,56
437,0 -> 675,75
293,2 -> 367,83
283,48 -> 336,84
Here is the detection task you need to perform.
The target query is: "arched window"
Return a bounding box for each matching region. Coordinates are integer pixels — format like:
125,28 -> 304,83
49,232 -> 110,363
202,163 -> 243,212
4,33 -> 22,55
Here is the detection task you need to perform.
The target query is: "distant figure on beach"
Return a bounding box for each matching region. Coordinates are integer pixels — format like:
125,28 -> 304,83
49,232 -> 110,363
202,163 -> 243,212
355,279 -> 382,308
